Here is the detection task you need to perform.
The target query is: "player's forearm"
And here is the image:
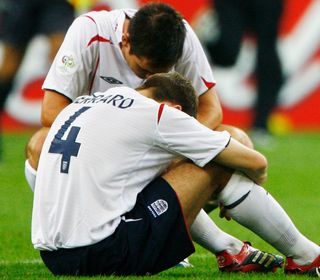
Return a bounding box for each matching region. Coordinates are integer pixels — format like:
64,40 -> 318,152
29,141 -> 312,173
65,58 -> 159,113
197,88 -> 223,130
214,138 -> 268,185
197,108 -> 222,130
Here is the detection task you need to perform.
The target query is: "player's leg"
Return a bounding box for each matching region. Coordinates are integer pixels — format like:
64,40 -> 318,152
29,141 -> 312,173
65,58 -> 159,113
40,175 -> 196,276
26,127 -> 49,170
24,127 -> 49,192
217,171 -> 320,275
195,144 -> 284,273
216,124 -> 253,149
162,161 -> 284,273
162,161 -> 231,227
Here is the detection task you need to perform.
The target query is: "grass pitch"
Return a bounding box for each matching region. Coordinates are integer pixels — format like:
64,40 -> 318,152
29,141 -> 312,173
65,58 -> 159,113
0,132 -> 319,279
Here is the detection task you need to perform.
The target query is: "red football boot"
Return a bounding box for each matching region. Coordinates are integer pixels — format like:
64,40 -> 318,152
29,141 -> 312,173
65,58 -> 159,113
285,255 -> 320,277
216,242 -> 284,273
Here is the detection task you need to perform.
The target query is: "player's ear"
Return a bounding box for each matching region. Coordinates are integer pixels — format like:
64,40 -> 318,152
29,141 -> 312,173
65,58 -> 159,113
172,104 -> 182,111
122,32 -> 130,48
174,104 -> 182,111
163,101 -> 182,111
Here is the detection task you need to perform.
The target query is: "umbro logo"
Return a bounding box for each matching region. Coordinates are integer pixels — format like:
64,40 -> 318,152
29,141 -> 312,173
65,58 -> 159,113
100,76 -> 123,85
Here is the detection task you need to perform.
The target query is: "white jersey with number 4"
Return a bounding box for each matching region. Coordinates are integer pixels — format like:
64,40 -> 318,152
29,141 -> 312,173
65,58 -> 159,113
42,9 -> 215,101
32,86 -> 230,251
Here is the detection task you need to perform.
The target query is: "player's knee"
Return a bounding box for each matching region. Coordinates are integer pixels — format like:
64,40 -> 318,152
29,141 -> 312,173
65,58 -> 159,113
216,124 -> 254,149
26,128 -> 49,170
232,127 -> 253,149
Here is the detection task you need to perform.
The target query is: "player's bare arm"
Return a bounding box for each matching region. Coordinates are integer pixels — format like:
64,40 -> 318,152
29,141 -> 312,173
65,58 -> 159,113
197,87 -> 223,129
41,89 -> 72,127
216,124 -> 254,149
197,88 -> 254,148
26,89 -> 71,170
213,138 -> 267,185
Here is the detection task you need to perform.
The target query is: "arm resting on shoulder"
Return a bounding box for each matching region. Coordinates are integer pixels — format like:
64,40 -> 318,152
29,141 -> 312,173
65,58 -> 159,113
197,87 -> 223,130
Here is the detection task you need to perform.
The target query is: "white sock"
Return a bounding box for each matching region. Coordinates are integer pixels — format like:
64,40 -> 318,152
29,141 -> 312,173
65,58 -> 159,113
218,173 -> 320,265
217,171 -> 254,207
190,209 -> 243,254
25,160 -> 37,192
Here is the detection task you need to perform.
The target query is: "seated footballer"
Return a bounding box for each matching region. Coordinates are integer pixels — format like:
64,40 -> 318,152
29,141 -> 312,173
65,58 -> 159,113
29,72 -> 320,276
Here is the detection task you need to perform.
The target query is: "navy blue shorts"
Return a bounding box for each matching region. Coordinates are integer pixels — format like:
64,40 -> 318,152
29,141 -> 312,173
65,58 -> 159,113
40,177 -> 195,276
0,0 -> 74,48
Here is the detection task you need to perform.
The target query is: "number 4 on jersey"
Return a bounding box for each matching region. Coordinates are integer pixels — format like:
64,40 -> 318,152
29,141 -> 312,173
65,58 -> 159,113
49,106 -> 91,174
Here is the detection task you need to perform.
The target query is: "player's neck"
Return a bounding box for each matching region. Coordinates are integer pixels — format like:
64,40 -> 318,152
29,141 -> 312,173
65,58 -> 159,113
136,88 -> 153,99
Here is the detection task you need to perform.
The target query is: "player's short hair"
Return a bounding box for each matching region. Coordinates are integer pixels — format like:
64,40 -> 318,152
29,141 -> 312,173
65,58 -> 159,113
129,3 -> 186,68
139,72 -> 198,118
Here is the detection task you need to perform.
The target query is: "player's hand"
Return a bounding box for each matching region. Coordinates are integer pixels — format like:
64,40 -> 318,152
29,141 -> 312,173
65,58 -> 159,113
219,202 -> 232,221
245,167 -> 268,186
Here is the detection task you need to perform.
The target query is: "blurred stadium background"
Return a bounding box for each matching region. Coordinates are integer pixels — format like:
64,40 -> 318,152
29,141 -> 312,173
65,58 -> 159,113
1,0 -> 320,134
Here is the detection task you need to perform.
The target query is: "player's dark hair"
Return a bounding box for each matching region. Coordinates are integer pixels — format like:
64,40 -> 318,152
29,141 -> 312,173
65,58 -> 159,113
138,72 -> 198,118
128,3 -> 186,68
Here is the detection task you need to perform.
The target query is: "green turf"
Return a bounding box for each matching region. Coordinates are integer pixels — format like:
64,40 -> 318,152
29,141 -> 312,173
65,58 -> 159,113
0,132 -> 319,279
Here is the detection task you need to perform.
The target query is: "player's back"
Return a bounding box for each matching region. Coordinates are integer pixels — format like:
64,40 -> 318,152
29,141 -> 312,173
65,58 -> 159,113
32,86 -> 172,250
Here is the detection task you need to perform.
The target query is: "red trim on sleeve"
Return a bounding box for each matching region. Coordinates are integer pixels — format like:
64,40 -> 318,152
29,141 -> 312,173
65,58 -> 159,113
87,35 -> 113,46
201,77 -> 216,89
82,15 -> 113,46
84,15 -> 96,23
157,103 -> 165,124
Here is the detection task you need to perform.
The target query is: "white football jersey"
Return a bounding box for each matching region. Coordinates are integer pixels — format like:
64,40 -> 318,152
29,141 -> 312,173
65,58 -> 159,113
32,87 -> 229,250
42,9 -> 215,100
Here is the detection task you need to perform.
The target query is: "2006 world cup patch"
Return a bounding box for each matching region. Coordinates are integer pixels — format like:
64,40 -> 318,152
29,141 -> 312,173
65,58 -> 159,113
57,50 -> 79,75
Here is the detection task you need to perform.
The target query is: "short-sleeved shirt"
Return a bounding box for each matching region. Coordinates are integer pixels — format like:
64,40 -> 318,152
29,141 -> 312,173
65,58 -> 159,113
42,9 -> 215,100
32,86 -> 229,251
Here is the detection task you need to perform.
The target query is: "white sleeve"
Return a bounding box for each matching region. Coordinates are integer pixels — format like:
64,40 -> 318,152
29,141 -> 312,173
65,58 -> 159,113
154,106 -> 230,167
174,21 -> 216,97
25,160 -> 37,192
42,14 -> 99,101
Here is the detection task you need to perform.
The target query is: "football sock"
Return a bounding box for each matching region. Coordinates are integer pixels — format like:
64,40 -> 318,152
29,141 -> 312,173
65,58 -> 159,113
190,209 -> 243,255
218,172 -> 320,265
25,160 -> 37,192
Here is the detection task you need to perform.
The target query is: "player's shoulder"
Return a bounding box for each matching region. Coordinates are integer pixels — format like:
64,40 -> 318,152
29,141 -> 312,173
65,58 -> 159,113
81,8 -> 135,26
78,9 -> 136,42
182,19 -> 201,47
